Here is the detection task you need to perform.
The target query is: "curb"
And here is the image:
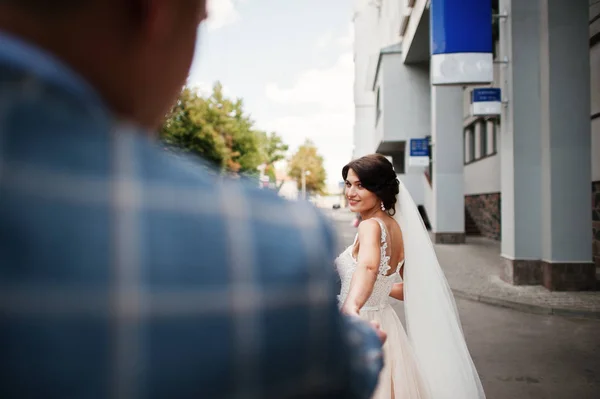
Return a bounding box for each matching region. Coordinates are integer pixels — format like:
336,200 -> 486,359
451,289 -> 600,320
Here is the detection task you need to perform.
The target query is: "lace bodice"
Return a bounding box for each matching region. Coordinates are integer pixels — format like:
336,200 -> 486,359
335,218 -> 403,311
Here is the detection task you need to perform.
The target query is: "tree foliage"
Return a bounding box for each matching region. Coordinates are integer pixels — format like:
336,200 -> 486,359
258,132 -> 289,182
288,139 -> 327,195
160,83 -> 283,177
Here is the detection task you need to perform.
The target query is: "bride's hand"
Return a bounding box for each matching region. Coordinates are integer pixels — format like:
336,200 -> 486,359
341,304 -> 360,317
368,320 -> 387,345
342,306 -> 387,345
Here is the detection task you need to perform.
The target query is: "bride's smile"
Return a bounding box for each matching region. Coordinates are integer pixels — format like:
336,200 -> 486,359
345,169 -> 382,216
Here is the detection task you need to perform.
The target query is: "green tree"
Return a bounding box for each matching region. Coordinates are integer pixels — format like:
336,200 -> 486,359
160,82 -> 269,176
258,132 -> 289,182
160,87 -> 227,167
288,139 -> 327,195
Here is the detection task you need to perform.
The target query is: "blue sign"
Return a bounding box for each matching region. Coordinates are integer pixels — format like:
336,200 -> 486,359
431,0 -> 493,55
471,88 -> 501,103
410,138 -> 429,157
430,0 -> 493,85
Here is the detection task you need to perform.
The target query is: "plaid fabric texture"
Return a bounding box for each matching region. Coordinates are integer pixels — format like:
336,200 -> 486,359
0,32 -> 383,398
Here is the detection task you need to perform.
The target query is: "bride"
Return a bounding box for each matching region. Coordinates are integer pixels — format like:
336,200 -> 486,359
336,154 -> 486,399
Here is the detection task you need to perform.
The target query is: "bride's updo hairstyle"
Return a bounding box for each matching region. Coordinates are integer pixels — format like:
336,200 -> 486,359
342,154 -> 400,216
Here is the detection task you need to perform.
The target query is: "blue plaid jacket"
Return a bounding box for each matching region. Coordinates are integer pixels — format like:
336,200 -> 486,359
0,32 -> 383,398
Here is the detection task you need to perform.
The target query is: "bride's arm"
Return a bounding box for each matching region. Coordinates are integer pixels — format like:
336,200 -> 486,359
389,283 -> 404,301
341,219 -> 381,316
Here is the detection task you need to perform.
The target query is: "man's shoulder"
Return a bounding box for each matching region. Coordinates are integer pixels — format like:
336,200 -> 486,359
129,137 -> 338,257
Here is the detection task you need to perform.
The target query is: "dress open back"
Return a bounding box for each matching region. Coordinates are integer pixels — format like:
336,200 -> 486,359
335,218 -> 431,399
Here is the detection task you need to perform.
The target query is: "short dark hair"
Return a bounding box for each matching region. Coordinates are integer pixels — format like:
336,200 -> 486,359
342,154 -> 400,216
0,0 -> 85,13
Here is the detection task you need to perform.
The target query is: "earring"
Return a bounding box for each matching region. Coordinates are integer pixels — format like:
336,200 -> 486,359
380,201 -> 385,211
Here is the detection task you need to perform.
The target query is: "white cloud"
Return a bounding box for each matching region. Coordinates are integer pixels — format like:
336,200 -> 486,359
261,112 -> 354,185
185,80 -> 233,98
315,31 -> 334,49
336,23 -> 354,48
314,24 -> 354,50
265,52 -> 353,110
206,0 -> 242,31
263,52 -> 355,185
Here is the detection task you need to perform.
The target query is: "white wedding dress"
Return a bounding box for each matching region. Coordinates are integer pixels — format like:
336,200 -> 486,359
336,183 -> 485,399
335,183 -> 486,399
336,218 -> 431,399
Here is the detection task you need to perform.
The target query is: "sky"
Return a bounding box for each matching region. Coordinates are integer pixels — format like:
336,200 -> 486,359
188,0 -> 355,188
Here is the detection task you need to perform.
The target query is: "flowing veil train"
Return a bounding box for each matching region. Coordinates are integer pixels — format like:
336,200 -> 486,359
394,182 -> 486,399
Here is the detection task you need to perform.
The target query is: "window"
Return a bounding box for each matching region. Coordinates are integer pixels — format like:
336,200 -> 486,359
480,121 -> 488,158
492,120 -> 499,153
464,117 -> 501,164
464,130 -> 469,163
427,135 -> 433,184
469,128 -> 475,162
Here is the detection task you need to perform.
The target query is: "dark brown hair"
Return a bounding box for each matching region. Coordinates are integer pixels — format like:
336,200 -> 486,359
342,154 -> 400,216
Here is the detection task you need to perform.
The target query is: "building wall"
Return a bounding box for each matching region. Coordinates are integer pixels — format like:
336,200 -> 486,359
373,67 -> 384,150
423,174 -> 434,227
401,0 -> 429,62
594,181 -> 600,267
590,0 -> 600,266
465,193 -> 501,240
377,0 -> 403,48
591,40 -> 600,181
381,57 -> 430,141
399,173 -> 425,207
353,0 -> 380,158
379,55 -> 429,206
462,118 -> 501,239
354,107 -> 377,157
353,0 -> 406,159
460,3 -> 599,247
355,0 -> 599,254
464,153 -> 500,195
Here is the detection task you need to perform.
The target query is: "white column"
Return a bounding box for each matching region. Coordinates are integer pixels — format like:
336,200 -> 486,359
538,0 -> 594,290
499,0 -> 544,284
431,85 -> 465,243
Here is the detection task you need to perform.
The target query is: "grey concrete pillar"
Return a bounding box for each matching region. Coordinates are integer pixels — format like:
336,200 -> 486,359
499,0 -> 544,284
539,0 -> 594,290
431,85 -> 465,243
500,0 -> 594,290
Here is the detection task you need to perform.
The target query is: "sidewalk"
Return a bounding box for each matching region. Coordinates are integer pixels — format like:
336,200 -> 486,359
434,235 -> 600,319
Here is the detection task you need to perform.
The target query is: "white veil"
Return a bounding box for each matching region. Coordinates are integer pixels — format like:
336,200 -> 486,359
394,182 -> 486,399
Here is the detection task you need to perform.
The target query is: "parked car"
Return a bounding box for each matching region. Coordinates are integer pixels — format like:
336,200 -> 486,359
332,204 -> 341,209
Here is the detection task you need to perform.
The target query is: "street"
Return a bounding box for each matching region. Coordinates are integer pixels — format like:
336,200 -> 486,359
323,208 -> 600,399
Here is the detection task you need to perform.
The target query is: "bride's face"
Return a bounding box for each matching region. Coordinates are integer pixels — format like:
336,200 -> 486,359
345,169 -> 379,214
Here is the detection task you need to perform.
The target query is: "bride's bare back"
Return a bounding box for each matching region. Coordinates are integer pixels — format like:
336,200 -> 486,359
352,216 -> 405,277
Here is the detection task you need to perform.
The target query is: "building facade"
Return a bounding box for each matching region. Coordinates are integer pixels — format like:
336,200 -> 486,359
352,0 -> 599,290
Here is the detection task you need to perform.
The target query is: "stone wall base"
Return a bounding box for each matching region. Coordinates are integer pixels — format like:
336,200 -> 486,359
502,259 -> 542,285
542,262 -> 596,291
434,232 -> 466,244
593,181 -> 599,268
465,192 -> 501,240
503,258 -> 596,291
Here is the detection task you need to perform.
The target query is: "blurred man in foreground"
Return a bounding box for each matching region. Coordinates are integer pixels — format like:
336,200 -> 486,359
0,0 -> 383,398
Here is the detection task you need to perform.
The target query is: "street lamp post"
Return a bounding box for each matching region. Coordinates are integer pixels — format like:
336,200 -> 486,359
301,168 -> 311,199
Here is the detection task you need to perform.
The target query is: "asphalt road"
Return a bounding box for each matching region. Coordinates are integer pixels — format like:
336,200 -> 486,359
323,208 -> 600,399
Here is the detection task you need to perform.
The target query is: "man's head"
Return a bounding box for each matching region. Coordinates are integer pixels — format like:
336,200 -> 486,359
0,0 -> 208,129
